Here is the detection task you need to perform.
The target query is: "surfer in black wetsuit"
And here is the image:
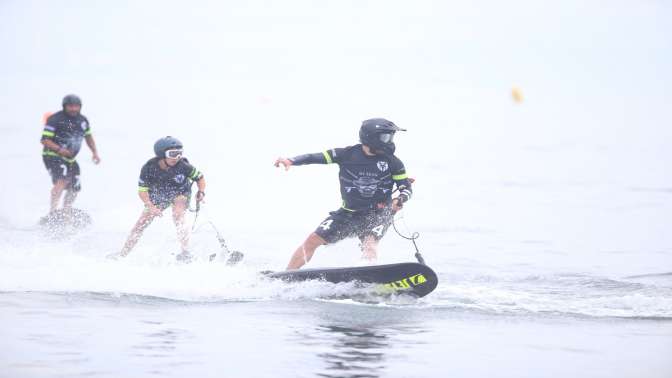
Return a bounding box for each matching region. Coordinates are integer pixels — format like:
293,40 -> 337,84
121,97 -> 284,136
275,118 -> 413,270
40,94 -> 101,213
109,137 -> 206,261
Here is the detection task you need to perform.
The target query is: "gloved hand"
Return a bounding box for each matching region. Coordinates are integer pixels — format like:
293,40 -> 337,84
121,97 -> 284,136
196,191 -> 206,203
391,196 -> 408,212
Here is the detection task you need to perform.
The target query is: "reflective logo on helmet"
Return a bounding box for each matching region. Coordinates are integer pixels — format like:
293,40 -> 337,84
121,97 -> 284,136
377,161 -> 388,172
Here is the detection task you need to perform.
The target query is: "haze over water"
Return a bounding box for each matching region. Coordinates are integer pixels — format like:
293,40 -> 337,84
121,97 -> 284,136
1,1 -> 671,377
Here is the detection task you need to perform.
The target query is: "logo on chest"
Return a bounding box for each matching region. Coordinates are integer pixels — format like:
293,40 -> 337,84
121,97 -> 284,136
377,161 -> 389,172
352,177 -> 380,198
174,174 -> 186,184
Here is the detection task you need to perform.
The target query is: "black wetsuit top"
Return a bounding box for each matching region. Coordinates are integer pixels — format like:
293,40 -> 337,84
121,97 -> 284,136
41,111 -> 92,162
138,157 -> 203,203
291,144 -> 413,212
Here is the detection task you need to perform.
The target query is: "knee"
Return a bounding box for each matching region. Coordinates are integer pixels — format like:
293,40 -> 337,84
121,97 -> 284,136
172,197 -> 188,213
53,180 -> 67,190
138,214 -> 156,228
172,207 -> 186,221
361,236 -> 378,249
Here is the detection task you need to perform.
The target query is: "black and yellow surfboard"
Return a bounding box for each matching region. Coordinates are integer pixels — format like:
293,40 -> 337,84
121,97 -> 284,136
266,262 -> 438,298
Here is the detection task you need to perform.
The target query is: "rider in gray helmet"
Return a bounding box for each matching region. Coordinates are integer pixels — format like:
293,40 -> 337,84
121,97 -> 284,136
110,136 -> 206,261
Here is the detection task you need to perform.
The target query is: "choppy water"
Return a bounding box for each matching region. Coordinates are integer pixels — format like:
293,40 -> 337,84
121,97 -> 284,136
1,218 -> 671,377
2,289 -> 672,378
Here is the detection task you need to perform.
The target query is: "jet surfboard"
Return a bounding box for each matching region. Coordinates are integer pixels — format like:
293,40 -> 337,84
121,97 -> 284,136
265,262 -> 438,298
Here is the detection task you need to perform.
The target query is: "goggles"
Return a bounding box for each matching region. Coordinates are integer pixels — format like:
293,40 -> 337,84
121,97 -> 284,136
165,149 -> 183,159
379,132 -> 395,144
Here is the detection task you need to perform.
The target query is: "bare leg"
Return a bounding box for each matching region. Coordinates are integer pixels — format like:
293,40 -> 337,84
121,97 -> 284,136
286,232 -> 327,270
360,236 -> 379,262
172,196 -> 189,253
119,210 -> 159,256
50,179 -> 68,212
63,189 -> 78,210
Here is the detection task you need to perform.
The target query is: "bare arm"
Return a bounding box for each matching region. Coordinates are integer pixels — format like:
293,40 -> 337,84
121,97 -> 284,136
85,135 -> 101,164
139,190 -> 162,216
42,139 -> 62,153
41,139 -> 74,158
196,176 -> 206,193
275,151 -> 334,171
195,177 -> 206,202
138,190 -> 153,207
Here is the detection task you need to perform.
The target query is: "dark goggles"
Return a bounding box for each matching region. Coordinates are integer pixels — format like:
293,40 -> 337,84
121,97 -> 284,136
379,132 -> 395,144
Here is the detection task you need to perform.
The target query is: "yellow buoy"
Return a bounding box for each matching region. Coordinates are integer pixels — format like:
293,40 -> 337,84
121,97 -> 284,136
511,87 -> 524,103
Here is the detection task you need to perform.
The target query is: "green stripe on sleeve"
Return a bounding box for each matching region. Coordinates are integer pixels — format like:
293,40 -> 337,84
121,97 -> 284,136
322,151 -> 333,164
190,168 -> 201,179
392,173 -> 409,181
138,187 -> 149,192
42,131 -> 55,137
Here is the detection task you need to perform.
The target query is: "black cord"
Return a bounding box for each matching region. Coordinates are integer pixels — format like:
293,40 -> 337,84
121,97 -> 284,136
391,214 -> 426,265
392,215 -> 419,241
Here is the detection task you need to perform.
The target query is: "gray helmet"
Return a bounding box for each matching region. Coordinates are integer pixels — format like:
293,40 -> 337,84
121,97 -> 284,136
153,136 -> 183,158
62,94 -> 82,108
359,118 -> 406,155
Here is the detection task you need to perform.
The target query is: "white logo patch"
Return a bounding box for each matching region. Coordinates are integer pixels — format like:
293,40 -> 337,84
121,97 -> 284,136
174,174 -> 186,183
377,161 -> 389,172
80,121 -> 88,130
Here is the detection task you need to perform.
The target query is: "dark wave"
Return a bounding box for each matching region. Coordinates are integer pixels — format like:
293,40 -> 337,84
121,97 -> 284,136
623,272 -> 672,279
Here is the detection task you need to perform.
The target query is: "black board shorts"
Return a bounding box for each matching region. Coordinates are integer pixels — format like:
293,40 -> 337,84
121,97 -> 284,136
314,207 -> 394,244
43,156 -> 81,192
149,189 -> 191,210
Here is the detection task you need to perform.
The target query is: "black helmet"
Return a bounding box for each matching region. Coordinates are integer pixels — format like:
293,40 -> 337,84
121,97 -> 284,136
153,136 -> 183,158
359,118 -> 406,155
62,94 -> 82,108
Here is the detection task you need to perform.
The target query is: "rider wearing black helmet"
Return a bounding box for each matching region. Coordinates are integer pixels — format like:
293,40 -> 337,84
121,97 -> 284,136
112,136 -> 206,261
40,94 -> 101,214
275,118 -> 413,269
